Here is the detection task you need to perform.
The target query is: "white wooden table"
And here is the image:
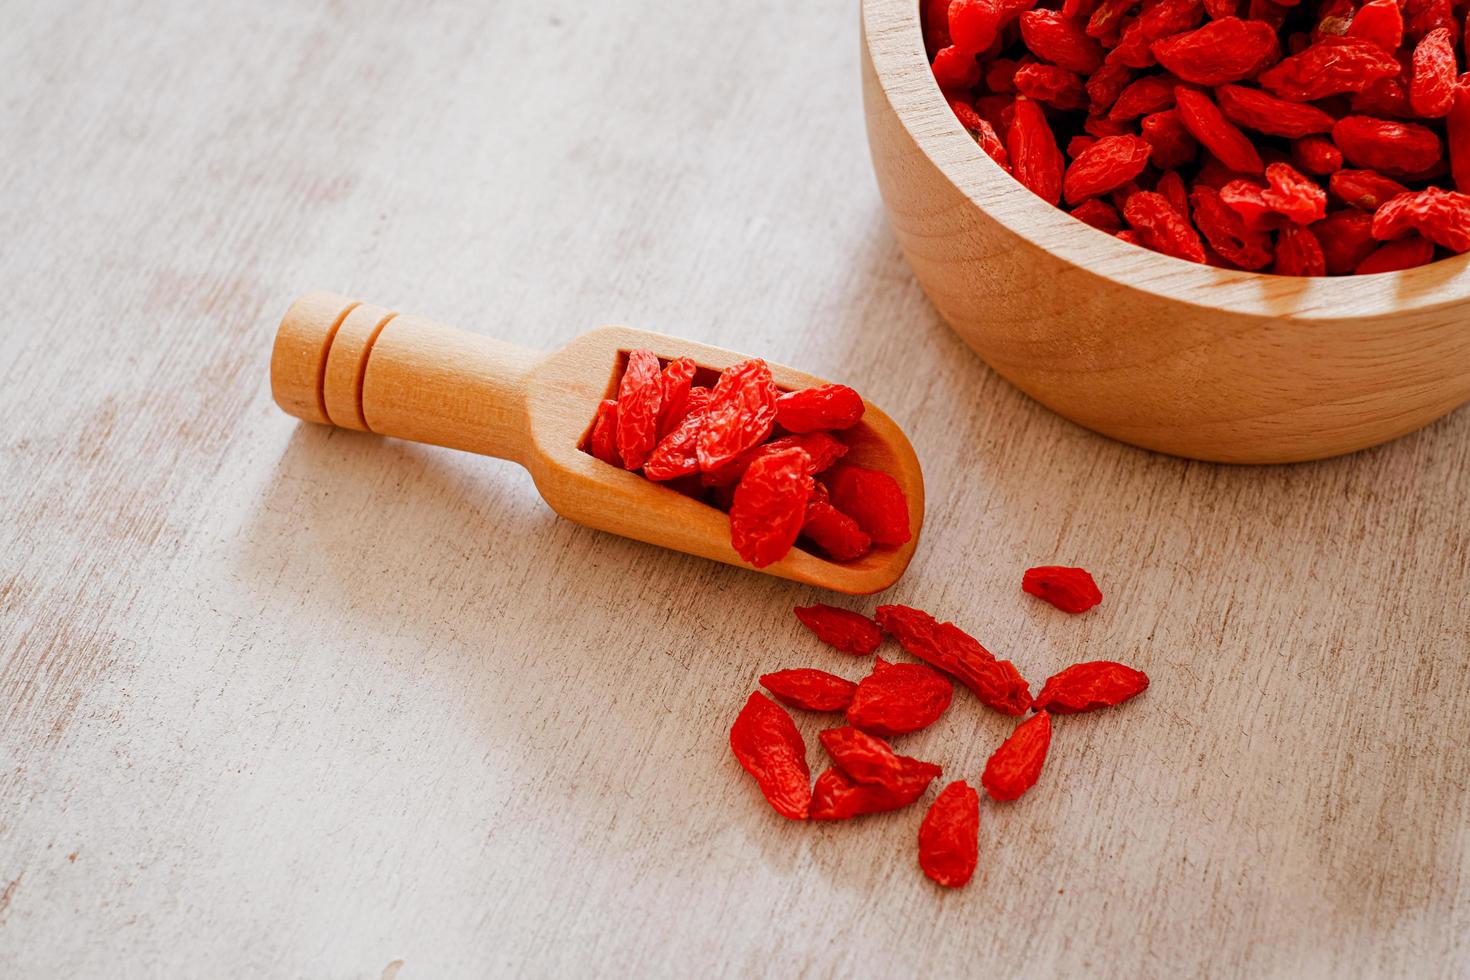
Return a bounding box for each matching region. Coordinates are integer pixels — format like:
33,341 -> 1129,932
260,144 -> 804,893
4,1 -> 1468,976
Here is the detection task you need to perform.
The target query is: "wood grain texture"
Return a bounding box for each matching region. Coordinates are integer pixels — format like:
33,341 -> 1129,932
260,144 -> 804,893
1,1 -> 1468,977
863,0 -> 1470,464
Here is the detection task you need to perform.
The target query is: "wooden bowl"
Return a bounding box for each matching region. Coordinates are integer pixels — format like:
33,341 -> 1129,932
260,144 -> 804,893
861,0 -> 1470,463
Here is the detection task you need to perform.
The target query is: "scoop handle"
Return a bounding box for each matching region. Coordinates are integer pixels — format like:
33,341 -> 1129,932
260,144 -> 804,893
269,292 -> 540,463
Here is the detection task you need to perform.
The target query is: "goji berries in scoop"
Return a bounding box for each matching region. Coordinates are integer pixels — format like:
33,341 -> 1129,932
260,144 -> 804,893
1033,661 -> 1150,714
794,604 -> 883,655
775,384 -> 865,433
918,781 -> 980,888
981,711 -> 1053,802
825,465 -> 912,547
1022,566 -> 1104,613
846,657 -> 954,737
729,692 -> 811,820
729,447 -> 813,569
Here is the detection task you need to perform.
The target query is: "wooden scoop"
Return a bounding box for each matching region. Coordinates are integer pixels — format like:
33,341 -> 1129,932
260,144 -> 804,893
269,292 -> 924,594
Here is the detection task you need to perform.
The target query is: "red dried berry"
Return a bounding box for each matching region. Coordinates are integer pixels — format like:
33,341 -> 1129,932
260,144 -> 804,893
1015,63 -> 1090,110
655,357 -> 698,438
1410,28 -> 1457,118
1007,97 -> 1066,204
703,430 -> 847,488
981,710 -> 1053,802
1087,61 -> 1135,113
1021,565 -> 1103,613
973,115 -> 1012,168
642,388 -> 713,481
1063,134 -> 1153,203
1033,661 -> 1150,714
775,384 -> 865,432
1346,0 -> 1404,54
874,605 -> 1032,715
918,781 -> 980,888
1151,18 -> 1280,86
760,668 -> 858,713
809,759 -> 942,821
1155,170 -> 1189,219
696,359 -> 778,473
824,464 -> 912,547
1124,190 -> 1208,262
1019,10 -> 1105,74
1273,224 -> 1327,275
729,447 -> 812,568
1071,198 -> 1125,231
1110,0 -> 1206,69
1332,116 -> 1443,177
1108,76 -> 1177,120
794,604 -> 882,655
1174,86 -> 1264,174
1355,234 -> 1436,272
1313,209 -> 1381,273
1261,162 -> 1327,225
985,58 -> 1022,93
587,398 -> 621,466
1258,37 -> 1402,102
1141,109 -> 1199,169
729,692 -> 811,820
819,726 -> 940,789
949,0 -> 1003,56
615,349 -> 664,470
1291,135 -> 1343,176
1329,169 -> 1410,211
1448,80 -> 1470,193
1372,187 -> 1470,252
932,44 -> 983,90
801,498 -> 872,561
1192,185 -> 1275,269
1220,179 -> 1285,230
846,657 -> 954,737
1214,84 -> 1336,139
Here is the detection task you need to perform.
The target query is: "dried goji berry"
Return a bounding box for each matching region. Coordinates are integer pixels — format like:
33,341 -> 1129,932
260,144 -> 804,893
1063,134 -> 1154,203
981,710 -> 1053,801
1141,109 -> 1199,169
1174,86 -> 1264,173
1332,116 -> 1443,176
1124,189 -> 1208,261
1273,223 -> 1327,275
1192,185 -> 1275,268
793,604 -> 882,655
1313,209 -> 1380,272
729,692 -> 810,820
1020,10 -> 1106,73
1087,61 -> 1135,112
1071,197 -> 1126,231
1214,84 -> 1336,139
1261,162 -> 1327,224
824,464 -> 912,547
918,781 -> 980,888
615,349 -> 663,470
1007,97 -> 1066,204
1015,62 -> 1090,110
846,657 -> 954,737
949,0 -> 1003,56
809,760 -> 941,820
1329,169 -> 1410,210
1021,565 -> 1103,613
1356,234 -> 1437,271
586,398 -> 621,466
1220,179 -> 1284,230
1155,169 -> 1189,218
774,383 -> 864,433
986,58 -> 1022,93
729,447 -> 812,568
1258,37 -> 1402,101
1372,186 -> 1470,251
819,726 -> 940,789
1108,75 -> 1177,120
696,358 -> 778,473
655,357 -> 698,438
1346,0 -> 1403,53
1110,0 -> 1206,69
932,44 -> 983,91
1151,18 -> 1280,86
1410,28 -> 1457,117
1291,135 -> 1343,175
760,668 -> 858,713
874,605 -> 1033,715
703,431 -> 847,487
801,498 -> 872,561
1033,661 -> 1150,714
642,389 -> 713,481
1448,78 -> 1470,193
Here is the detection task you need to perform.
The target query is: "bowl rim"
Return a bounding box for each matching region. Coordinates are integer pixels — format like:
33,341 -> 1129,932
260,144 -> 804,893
862,0 -> 1470,322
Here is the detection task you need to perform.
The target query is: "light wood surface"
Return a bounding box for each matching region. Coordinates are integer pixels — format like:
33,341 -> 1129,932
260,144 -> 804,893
270,292 -> 923,593
863,0 -> 1470,464
3,2 -> 1469,977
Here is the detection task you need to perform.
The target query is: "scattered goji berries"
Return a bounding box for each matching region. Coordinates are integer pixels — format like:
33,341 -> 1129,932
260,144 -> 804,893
1033,661 -> 1151,714
794,604 -> 882,655
729,692 -> 811,820
760,668 -> 858,712
928,0 -> 1470,273
981,711 -> 1053,802
1022,566 -> 1104,613
918,781 -> 980,888
847,657 -> 954,737
583,353 -> 912,569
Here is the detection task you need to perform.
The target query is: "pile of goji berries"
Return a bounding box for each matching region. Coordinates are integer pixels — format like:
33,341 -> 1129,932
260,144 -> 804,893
730,565 -> 1149,888
584,351 -> 911,567
925,0 -> 1470,274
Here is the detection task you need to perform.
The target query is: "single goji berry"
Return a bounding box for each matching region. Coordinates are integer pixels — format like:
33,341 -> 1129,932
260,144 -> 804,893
1448,78 -> 1470,193
1372,186 -> 1470,251
1071,197 -> 1125,231
809,760 -> 941,820
1192,185 -> 1275,269
1258,37 -> 1402,102
1329,169 -> 1410,210
846,657 -> 954,737
1356,234 -> 1437,271
874,605 -> 1033,715
824,464 -> 912,547
729,691 -> 811,820
1346,0 -> 1404,54
1174,86 -> 1264,174
1019,10 -> 1106,73
794,604 -> 882,655
1007,97 -> 1066,204
774,383 -> 864,433
1261,162 -> 1327,224
932,44 -> 983,91
1124,190 -> 1208,261
1151,18 -> 1280,86
949,0 -> 1003,56
1141,109 -> 1199,169
801,498 -> 872,561
1155,169 -> 1189,219
981,710 -> 1053,801
615,349 -> 664,470
1015,62 -> 1090,110
1021,566 -> 1103,612
918,781 -> 980,888
655,356 -> 698,438
1214,84 -> 1336,139
1291,135 -> 1343,176
1313,209 -> 1381,272
696,358 -> 779,473
1410,28 -> 1458,118
586,398 -> 621,466
1332,116 -> 1443,176
1087,61 -> 1136,112
819,726 -> 941,790
760,668 -> 858,712
729,447 -> 812,568
642,388 -> 714,481
1033,661 -> 1150,714
1064,134 -> 1154,203
1273,223 -> 1328,275
1110,0 -> 1206,69
1220,179 -> 1284,230
703,431 -> 847,487
1108,75 -> 1177,120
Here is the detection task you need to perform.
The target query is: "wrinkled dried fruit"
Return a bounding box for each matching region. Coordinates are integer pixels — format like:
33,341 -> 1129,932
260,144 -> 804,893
801,498 -> 872,561
825,465 -> 912,547
1332,116 -> 1443,176
760,668 -> 858,712
1313,209 -> 1381,272
656,357 -> 698,438
1008,97 -> 1066,204
696,359 -> 779,473
1071,197 -> 1126,231
918,781 -> 980,888
1192,184 -> 1274,268
794,604 -> 882,655
820,726 -> 941,790
1262,162 -> 1327,224
982,711 -> 1053,801
1291,135 -> 1343,175
1273,223 -> 1327,274
1329,169 -> 1411,210
1409,28 -> 1457,117
1355,233 -> 1436,271
1151,18 -> 1280,86
846,657 -> 955,737
1140,109 -> 1199,169
1258,37 -> 1402,101
809,760 -> 942,820
1371,186 -> 1470,251
1016,63 -> 1090,110
1124,190 -> 1208,261
1034,661 -> 1150,713
616,349 -> 664,470
775,383 -> 865,432
729,692 -> 811,820
643,388 -> 713,481
702,428 -> 846,488
1214,84 -> 1336,138
587,398 -> 621,466
1064,134 -> 1154,203
1108,76 -> 1177,121
1022,565 -> 1104,612
729,447 -> 812,568
1020,10 -> 1106,73
875,605 -> 1033,715
1174,86 -> 1264,174
1347,0 -> 1403,54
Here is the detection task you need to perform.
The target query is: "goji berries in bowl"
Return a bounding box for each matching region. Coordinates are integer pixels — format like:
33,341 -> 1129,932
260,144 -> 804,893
862,0 -> 1470,463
